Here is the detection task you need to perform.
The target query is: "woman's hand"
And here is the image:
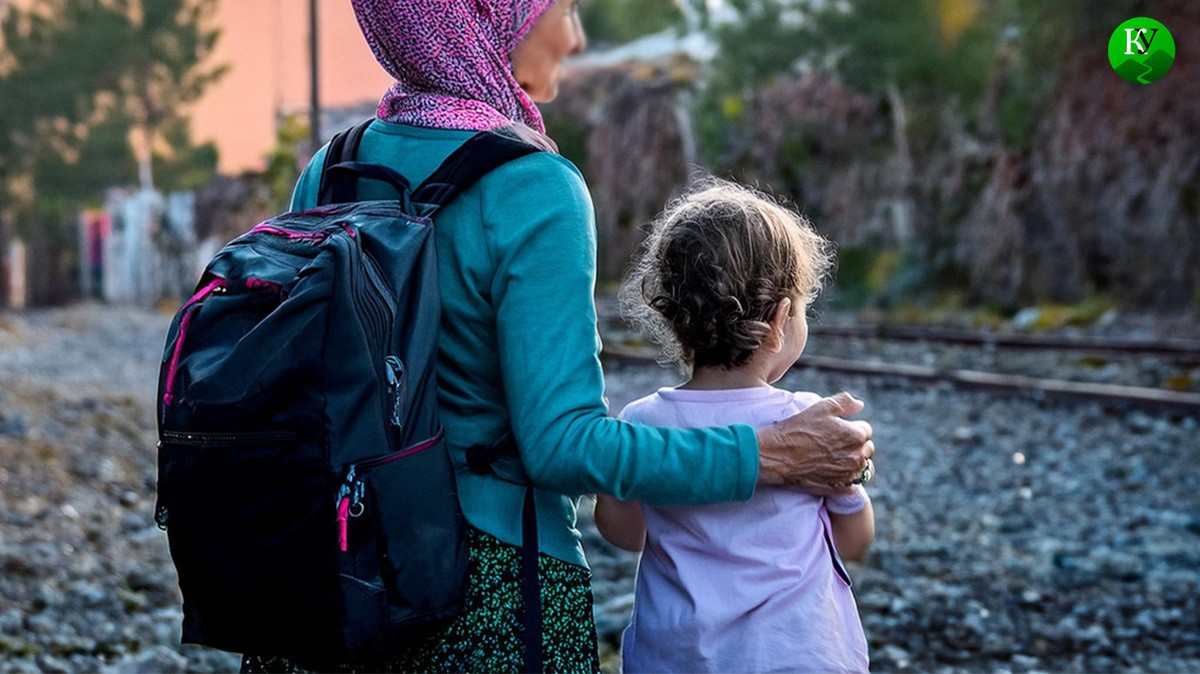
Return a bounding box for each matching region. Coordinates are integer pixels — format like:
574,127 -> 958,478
755,392 -> 874,496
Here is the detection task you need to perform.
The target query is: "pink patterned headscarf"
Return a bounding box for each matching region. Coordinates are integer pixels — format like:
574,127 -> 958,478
351,0 -> 556,133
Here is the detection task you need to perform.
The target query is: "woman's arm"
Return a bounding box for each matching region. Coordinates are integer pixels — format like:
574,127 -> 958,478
826,486 -> 875,561
485,155 -> 873,503
289,146 -> 325,210
594,495 -> 646,552
486,155 -> 756,504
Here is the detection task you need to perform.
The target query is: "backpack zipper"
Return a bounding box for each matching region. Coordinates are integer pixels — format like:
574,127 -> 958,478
359,427 -> 444,469
354,241 -> 400,451
249,223 -> 337,242
355,254 -> 392,365
359,246 -> 396,345
259,221 -> 398,450
162,277 -> 227,407
159,430 -> 297,446
385,356 -> 407,431
256,221 -> 402,447
335,428 -> 445,552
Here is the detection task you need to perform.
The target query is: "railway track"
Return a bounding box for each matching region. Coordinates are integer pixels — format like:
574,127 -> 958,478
600,330 -> 1200,415
807,325 -> 1200,359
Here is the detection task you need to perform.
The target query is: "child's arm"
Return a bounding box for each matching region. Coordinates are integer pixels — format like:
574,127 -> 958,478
594,494 -> 647,552
826,486 -> 874,561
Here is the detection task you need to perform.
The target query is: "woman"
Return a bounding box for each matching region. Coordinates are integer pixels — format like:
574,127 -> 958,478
244,1 -> 874,672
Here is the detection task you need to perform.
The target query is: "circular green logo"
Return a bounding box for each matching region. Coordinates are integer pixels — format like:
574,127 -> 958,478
1109,17 -> 1175,84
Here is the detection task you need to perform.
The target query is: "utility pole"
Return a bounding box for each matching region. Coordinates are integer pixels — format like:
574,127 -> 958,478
309,0 -> 321,153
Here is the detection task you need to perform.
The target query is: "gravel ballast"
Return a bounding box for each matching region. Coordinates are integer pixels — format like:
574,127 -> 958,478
1,303 -> 1197,673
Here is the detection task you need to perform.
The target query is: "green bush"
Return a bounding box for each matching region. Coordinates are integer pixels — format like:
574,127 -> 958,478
580,0 -> 681,47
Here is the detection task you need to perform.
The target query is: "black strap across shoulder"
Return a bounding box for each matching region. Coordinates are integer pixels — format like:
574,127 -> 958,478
410,131 -> 539,214
317,118 -> 374,206
316,119 -> 540,216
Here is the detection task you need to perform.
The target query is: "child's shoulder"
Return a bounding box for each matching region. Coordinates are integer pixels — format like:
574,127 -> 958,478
787,389 -> 824,410
616,391 -> 665,424
756,387 -> 823,427
618,387 -> 823,426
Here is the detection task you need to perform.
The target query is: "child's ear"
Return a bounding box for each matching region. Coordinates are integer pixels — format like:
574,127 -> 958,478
766,298 -> 791,353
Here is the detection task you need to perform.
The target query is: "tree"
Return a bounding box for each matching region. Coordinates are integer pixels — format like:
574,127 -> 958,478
262,113 -> 311,212
0,0 -> 225,305
1,0 -> 224,204
0,1 -> 129,303
154,116 -> 220,193
0,0 -> 131,211
109,0 -> 226,191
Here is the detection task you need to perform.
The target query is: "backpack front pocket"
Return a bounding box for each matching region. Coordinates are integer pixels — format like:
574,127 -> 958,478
157,430 -> 342,659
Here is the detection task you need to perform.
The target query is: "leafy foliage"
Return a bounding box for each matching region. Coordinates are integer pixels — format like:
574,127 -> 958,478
708,0 -> 811,92
33,113 -> 138,209
805,0 -> 995,104
992,0 -> 1141,148
109,0 -> 225,188
0,0 -> 224,304
684,0 -> 1160,307
154,117 -> 220,193
262,114 -> 311,211
579,0 -> 682,46
0,0 -> 224,227
0,1 -> 131,209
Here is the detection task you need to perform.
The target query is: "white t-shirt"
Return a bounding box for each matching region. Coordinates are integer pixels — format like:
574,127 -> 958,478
619,386 -> 869,674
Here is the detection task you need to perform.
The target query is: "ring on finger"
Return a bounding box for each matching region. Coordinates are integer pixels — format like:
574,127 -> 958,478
851,458 -> 874,485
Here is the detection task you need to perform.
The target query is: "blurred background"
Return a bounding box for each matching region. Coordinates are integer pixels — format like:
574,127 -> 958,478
0,0 -> 1197,672
0,0 -> 1197,317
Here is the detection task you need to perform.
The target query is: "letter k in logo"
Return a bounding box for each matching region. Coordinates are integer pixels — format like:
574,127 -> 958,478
1125,27 -> 1159,55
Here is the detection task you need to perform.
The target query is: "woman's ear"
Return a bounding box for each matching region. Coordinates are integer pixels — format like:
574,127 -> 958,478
765,298 -> 791,353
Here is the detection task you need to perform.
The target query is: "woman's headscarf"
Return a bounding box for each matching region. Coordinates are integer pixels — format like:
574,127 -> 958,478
351,0 -> 557,133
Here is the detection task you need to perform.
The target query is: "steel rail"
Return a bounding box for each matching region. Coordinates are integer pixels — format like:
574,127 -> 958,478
806,325 -> 1200,358
600,345 -> 1200,414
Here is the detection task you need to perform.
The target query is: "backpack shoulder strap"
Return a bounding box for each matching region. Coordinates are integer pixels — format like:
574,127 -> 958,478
317,118 -> 374,206
410,132 -> 541,217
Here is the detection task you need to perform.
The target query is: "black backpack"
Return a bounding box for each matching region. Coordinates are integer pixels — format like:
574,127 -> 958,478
154,121 -> 538,664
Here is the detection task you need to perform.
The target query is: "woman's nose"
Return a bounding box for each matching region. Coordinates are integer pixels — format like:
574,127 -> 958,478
570,16 -> 587,55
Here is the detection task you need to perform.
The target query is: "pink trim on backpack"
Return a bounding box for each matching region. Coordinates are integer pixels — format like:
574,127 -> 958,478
355,427 -> 447,470
162,277 -> 226,407
250,223 -> 331,242
245,277 -> 281,292
397,428 -> 445,459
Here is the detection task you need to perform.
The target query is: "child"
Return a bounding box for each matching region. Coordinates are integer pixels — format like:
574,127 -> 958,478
596,178 -> 874,673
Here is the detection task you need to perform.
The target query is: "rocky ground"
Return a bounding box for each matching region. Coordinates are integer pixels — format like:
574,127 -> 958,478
0,304 -> 240,673
1,303 -> 1198,673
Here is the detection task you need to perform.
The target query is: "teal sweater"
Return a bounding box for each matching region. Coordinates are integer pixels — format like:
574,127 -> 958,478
293,120 -> 759,567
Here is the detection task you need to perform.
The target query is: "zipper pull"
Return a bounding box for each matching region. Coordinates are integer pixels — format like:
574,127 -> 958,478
385,356 -> 406,431
350,480 -> 365,518
337,497 -> 351,552
337,479 -> 367,553
336,465 -> 358,552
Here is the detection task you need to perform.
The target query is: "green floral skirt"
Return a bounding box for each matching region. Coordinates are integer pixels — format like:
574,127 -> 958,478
241,528 -> 600,673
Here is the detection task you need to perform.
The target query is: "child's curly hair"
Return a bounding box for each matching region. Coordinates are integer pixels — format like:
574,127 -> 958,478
621,177 -> 833,373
